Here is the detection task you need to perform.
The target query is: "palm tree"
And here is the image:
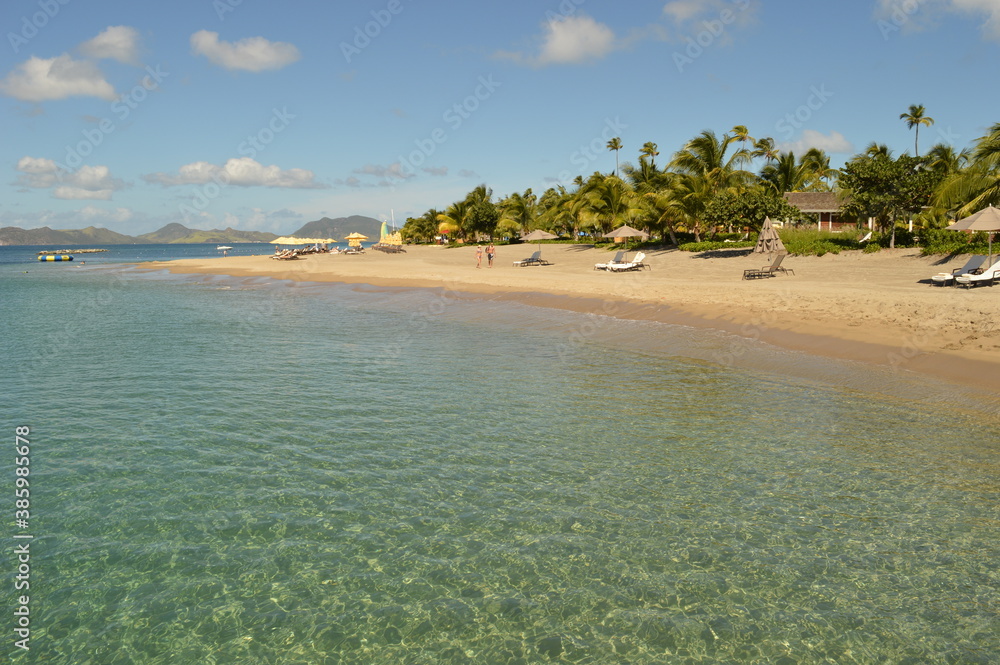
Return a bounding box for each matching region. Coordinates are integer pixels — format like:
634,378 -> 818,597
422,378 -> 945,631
498,188 -> 538,233
640,141 -> 659,169
436,200 -> 469,238
924,143 -> 970,176
606,137 -> 623,176
669,129 -> 755,194
900,104 -> 934,157
934,123 -> 1000,215
760,151 -> 804,193
862,142 -> 894,159
578,173 -> 643,235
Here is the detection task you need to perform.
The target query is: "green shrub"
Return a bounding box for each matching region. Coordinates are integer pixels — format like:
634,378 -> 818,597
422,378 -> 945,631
678,240 -> 754,252
863,242 -> 881,253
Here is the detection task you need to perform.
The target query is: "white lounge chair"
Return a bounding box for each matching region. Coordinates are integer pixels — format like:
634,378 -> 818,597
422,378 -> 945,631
607,252 -> 650,272
594,251 -> 625,270
930,255 -> 987,286
955,256 -> 1000,288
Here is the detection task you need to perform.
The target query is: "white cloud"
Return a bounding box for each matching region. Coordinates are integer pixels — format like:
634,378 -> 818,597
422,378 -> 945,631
777,130 -> 853,156
662,0 -> 711,23
0,55 -> 116,102
79,26 -> 142,65
874,0 -> 1000,39
496,15 -> 616,66
659,0 -> 757,41
15,157 -> 125,199
142,157 -> 326,188
190,31 -> 301,72
422,166 -> 448,176
78,205 -> 133,222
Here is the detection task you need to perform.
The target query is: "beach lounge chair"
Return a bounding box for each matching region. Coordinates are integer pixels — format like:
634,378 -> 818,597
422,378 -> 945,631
513,250 -> 549,267
930,255 -> 987,286
954,256 -> 1000,288
607,252 -> 650,272
743,253 -> 793,280
594,251 -> 625,270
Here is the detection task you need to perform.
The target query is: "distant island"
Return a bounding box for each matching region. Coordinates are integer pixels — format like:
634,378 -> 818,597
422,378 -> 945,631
0,215 -> 384,246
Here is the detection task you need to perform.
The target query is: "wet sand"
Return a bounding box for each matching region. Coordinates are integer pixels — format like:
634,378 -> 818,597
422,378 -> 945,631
143,244 -> 1000,392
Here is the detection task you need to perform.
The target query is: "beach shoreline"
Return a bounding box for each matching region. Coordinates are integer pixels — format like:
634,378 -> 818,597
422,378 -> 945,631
140,244 -> 1000,393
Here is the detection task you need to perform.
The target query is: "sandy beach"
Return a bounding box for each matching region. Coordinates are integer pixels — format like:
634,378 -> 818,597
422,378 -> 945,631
144,244 -> 1000,392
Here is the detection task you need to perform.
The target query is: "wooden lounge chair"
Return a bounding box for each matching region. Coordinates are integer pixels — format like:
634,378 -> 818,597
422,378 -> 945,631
955,257 -> 1000,288
607,252 -> 650,272
930,255 -> 987,286
743,253 -> 793,280
594,251 -> 625,270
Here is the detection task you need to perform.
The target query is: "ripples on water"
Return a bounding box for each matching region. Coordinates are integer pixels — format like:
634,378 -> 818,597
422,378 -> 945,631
2,263 -> 999,664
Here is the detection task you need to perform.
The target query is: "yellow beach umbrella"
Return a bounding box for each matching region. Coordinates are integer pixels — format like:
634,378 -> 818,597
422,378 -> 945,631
345,232 -> 368,248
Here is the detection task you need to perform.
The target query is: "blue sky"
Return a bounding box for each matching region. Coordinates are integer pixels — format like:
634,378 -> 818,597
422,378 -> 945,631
2,0 -> 1000,235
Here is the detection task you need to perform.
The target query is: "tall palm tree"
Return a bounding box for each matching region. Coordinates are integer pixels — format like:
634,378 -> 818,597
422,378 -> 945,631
640,141 -> 659,169
900,104 -> 934,156
607,137 -> 623,176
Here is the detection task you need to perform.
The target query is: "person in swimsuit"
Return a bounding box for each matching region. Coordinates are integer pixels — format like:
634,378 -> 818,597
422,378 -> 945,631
476,245 -> 483,268
487,243 -> 495,268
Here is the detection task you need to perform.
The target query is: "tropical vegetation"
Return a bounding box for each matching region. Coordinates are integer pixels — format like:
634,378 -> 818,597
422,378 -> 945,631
401,106 -> 1000,255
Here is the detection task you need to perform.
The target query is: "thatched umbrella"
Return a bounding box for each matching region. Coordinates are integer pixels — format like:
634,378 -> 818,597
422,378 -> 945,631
753,217 -> 786,255
602,225 -> 649,257
947,205 -> 1000,264
521,229 -> 558,257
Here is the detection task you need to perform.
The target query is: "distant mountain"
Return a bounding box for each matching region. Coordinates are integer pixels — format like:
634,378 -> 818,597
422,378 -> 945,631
136,224 -> 277,244
291,215 -> 383,240
0,224 -> 278,245
0,225 -> 137,245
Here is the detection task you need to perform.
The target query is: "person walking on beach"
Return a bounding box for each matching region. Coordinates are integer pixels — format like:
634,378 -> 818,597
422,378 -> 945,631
487,243 -> 495,268
476,245 -> 483,268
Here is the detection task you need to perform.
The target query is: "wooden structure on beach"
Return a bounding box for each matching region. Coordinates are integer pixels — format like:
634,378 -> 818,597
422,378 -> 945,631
783,192 -> 852,231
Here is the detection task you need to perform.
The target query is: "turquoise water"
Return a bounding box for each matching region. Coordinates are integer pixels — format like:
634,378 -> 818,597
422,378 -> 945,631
3,247 -> 999,664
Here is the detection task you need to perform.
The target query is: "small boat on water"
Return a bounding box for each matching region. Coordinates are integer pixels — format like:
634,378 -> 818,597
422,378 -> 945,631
217,245 -> 233,251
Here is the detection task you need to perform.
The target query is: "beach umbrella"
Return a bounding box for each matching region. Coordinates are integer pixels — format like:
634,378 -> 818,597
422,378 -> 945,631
521,229 -> 558,257
947,205 -> 1000,264
344,232 -> 368,248
752,217 -> 786,255
602,225 -> 649,257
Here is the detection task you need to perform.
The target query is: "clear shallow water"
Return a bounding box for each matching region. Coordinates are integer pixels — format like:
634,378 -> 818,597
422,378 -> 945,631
2,249 -> 999,664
